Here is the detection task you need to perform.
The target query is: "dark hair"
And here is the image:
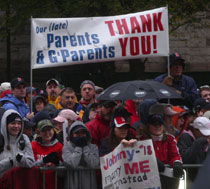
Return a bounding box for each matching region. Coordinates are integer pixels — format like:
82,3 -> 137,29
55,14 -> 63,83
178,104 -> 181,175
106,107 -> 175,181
107,127 -> 134,150
60,87 -> 76,97
142,122 -> 167,141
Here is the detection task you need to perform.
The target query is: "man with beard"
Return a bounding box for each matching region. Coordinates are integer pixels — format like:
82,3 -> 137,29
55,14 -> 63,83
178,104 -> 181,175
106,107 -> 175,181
45,78 -> 61,106
0,77 -> 32,119
55,87 -> 83,116
86,100 -> 117,147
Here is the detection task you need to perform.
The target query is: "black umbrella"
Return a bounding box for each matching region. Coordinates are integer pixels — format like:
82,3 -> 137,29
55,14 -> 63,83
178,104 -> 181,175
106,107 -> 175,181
97,80 -> 182,100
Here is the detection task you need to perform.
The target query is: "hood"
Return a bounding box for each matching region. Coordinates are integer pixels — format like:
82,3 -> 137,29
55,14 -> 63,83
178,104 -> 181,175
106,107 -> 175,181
32,95 -> 46,113
0,109 -> 23,145
0,94 -> 21,105
68,120 -> 91,142
138,99 -> 157,125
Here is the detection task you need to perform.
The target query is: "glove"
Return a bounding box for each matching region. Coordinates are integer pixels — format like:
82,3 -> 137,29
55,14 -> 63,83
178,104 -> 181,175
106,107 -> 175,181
72,136 -> 88,147
156,158 -> 165,172
173,162 -> 183,178
195,137 -> 208,146
16,154 -> 23,163
43,152 -> 59,166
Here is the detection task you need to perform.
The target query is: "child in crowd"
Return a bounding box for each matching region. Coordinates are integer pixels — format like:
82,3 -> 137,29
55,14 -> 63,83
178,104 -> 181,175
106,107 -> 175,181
62,120 -> 99,189
31,119 -> 63,189
0,109 -> 35,177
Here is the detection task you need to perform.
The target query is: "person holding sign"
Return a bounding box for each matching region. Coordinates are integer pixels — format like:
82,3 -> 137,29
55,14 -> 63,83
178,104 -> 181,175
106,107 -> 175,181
99,106 -> 137,157
139,114 -> 183,189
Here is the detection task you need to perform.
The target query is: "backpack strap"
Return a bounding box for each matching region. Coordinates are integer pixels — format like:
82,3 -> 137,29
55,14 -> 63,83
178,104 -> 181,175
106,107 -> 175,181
19,135 -> 25,151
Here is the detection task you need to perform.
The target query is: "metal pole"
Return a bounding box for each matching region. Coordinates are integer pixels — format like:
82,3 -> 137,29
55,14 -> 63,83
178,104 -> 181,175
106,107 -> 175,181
30,16 -> 33,113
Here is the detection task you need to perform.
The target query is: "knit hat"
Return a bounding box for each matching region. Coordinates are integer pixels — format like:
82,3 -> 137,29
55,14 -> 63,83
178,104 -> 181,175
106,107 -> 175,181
80,80 -> 95,89
7,113 -> 22,125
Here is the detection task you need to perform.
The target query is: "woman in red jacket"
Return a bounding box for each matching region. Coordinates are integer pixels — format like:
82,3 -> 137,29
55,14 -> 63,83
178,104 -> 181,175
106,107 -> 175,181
31,119 -> 63,189
139,114 -> 183,189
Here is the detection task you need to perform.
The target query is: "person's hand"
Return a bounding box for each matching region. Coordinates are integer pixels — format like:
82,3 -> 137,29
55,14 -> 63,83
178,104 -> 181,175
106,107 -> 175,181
128,139 -> 137,147
121,139 -> 137,147
16,154 -> 23,163
26,112 -> 34,120
121,139 -> 130,147
43,152 -> 59,166
156,158 -> 165,172
162,76 -> 173,86
173,162 -> 183,178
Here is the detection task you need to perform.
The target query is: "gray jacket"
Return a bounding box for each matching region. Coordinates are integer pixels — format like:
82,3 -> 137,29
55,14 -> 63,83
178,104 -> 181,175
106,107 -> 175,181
62,120 -> 99,189
0,109 -> 35,177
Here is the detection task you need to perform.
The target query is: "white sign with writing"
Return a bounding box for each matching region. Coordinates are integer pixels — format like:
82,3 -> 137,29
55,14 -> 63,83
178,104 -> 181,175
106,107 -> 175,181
31,7 -> 168,69
100,140 -> 161,189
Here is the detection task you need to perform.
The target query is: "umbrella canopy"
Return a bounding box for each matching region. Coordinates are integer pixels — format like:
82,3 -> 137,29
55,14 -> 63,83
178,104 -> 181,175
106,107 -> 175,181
97,80 -> 182,101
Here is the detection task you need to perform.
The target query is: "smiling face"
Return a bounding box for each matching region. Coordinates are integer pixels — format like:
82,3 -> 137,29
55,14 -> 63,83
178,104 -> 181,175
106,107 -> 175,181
39,126 -> 54,144
7,120 -> 22,136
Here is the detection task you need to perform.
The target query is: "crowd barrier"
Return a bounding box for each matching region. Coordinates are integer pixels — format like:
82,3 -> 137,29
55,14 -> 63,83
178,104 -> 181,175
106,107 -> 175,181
0,165 -> 203,189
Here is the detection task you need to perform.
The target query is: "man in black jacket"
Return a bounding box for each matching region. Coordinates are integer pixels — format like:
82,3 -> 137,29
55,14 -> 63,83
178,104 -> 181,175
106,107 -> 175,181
177,116 -> 210,181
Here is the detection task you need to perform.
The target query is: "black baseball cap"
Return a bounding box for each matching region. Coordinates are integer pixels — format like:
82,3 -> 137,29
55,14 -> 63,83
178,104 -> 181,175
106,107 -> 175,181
11,77 -> 26,89
169,52 -> 185,68
147,114 -> 164,125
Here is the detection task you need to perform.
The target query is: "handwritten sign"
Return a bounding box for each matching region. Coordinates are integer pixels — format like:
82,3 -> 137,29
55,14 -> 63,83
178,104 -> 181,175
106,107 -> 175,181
100,140 -> 161,189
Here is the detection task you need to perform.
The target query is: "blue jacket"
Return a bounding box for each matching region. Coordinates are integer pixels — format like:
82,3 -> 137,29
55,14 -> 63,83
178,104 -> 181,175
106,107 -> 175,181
154,74 -> 199,109
0,94 -> 29,118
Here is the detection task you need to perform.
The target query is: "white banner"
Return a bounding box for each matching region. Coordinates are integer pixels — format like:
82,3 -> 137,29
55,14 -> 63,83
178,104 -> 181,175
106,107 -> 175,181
31,7 -> 169,69
100,140 -> 161,189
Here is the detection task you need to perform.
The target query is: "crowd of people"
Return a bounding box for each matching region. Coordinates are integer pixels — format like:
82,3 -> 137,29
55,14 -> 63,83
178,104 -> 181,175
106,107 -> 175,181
0,52 -> 210,188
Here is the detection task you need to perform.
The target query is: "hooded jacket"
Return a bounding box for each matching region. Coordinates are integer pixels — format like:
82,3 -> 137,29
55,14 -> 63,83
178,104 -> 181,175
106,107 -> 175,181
0,109 -> 35,177
0,94 -> 29,118
62,120 -> 99,189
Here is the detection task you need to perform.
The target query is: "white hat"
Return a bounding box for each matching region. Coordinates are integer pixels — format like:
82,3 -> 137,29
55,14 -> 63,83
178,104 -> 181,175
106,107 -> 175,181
193,117 -> 210,136
203,111 -> 210,119
0,82 -> 11,92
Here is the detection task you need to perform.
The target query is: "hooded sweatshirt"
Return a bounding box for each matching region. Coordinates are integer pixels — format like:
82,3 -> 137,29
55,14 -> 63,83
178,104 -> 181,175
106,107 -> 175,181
0,109 -> 35,177
62,120 -> 99,189
0,94 -> 29,118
